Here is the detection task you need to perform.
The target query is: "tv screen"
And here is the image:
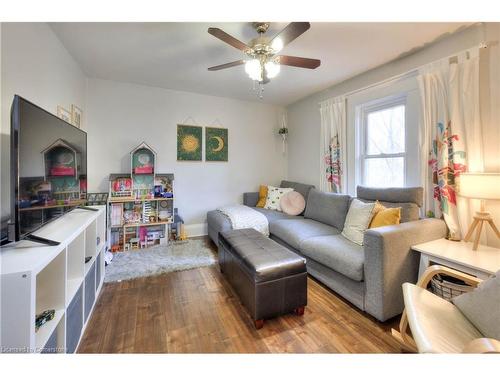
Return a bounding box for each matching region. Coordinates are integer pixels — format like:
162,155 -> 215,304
10,96 -> 87,242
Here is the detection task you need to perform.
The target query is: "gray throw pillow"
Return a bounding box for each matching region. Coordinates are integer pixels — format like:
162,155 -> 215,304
453,270 -> 500,340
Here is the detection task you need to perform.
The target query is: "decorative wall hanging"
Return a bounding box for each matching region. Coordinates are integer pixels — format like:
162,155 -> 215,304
205,127 -> 228,162
57,105 -> 71,123
177,124 -> 202,161
278,112 -> 288,154
71,104 -> 83,128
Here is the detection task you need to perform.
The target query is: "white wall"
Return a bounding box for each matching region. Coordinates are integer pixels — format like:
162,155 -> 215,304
286,23 -> 500,247
86,79 -> 286,235
1,23 -> 87,223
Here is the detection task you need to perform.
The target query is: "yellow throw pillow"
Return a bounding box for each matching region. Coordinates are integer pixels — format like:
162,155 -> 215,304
369,203 -> 401,228
256,185 -> 268,208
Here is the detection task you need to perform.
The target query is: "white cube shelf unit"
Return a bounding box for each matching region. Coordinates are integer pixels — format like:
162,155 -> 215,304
0,206 -> 106,353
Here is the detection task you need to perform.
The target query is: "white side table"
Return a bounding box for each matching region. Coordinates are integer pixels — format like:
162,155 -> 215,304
411,238 -> 500,280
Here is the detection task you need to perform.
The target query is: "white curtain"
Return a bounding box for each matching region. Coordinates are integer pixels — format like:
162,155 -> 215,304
418,47 -> 483,240
319,96 -> 347,193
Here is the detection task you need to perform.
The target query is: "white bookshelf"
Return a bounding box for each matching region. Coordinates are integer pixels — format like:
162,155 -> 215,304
0,206 -> 106,353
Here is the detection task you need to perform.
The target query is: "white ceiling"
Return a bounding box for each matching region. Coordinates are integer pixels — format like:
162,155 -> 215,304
50,22 -> 469,106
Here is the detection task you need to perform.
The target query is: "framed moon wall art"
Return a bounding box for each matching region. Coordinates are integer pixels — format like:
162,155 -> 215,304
205,127 -> 228,162
177,124 -> 202,161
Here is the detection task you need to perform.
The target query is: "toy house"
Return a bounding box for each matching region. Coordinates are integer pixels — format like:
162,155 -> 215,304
42,138 -> 84,205
107,142 -> 174,251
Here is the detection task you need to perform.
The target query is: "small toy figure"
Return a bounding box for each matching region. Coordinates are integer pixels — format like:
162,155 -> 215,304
35,309 -> 55,332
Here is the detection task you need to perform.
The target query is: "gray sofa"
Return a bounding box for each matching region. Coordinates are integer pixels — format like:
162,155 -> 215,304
206,180 -> 448,322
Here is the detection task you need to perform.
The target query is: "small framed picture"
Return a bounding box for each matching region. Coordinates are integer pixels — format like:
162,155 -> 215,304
57,105 -> 71,123
71,104 -> 83,128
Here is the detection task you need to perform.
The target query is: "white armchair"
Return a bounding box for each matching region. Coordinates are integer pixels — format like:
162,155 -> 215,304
392,265 -> 500,353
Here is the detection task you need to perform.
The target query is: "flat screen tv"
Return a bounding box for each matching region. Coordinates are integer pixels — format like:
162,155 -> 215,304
8,96 -> 87,244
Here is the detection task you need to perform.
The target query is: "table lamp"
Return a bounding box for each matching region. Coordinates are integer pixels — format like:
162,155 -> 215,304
459,173 -> 500,250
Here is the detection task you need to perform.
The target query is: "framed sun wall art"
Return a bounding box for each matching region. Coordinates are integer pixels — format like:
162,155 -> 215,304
177,124 -> 202,161
205,127 -> 228,162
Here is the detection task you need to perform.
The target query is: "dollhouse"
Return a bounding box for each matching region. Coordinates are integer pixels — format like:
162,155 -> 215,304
108,142 -> 175,251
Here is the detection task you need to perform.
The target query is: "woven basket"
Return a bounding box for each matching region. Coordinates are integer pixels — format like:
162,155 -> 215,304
430,274 -> 475,301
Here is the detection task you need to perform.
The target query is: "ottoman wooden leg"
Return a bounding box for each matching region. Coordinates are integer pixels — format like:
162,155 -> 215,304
294,306 -> 305,316
254,319 -> 264,329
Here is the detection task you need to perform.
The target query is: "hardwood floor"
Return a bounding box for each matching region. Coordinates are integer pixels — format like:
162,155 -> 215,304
78,240 -> 402,353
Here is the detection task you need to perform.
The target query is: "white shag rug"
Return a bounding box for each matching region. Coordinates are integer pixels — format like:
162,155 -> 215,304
104,239 -> 217,283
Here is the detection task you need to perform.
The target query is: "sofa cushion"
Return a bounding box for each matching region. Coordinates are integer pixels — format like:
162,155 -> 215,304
280,191 -> 306,216
300,235 -> 365,281
252,207 -> 304,223
270,218 -> 340,249
280,180 -> 315,203
357,186 -> 423,207
376,201 -> 419,223
256,185 -> 268,208
341,199 -> 376,246
357,186 -> 422,223
304,188 -> 351,230
264,186 -> 294,211
369,203 -> 401,228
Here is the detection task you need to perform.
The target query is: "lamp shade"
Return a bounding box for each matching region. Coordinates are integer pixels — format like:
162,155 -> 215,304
459,173 -> 500,200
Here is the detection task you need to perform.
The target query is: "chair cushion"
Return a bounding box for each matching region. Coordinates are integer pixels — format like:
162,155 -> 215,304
453,270 -> 500,340
300,235 -> 364,281
280,191 -> 306,216
403,283 -> 482,353
269,218 -> 340,249
280,180 -> 315,203
252,207 -> 304,223
304,188 -> 351,230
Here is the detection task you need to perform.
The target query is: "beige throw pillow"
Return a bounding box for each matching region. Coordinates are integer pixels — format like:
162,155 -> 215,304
341,199 -> 376,245
264,186 -> 294,211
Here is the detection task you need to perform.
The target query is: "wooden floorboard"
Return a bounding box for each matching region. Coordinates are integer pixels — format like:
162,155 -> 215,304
78,239 -> 402,353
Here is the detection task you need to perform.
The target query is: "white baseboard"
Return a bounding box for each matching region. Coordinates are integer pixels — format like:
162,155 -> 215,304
185,223 -> 208,238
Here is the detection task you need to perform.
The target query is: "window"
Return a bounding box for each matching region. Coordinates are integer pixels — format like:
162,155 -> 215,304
361,100 -> 406,187
346,77 -> 420,194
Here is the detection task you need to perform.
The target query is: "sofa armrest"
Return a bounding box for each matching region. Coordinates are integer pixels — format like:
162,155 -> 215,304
363,218 -> 448,322
243,192 -> 259,207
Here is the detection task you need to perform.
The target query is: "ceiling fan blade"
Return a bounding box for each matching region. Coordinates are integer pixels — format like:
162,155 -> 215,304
271,22 -> 310,49
208,60 -> 245,71
208,28 -> 250,52
276,55 -> 321,69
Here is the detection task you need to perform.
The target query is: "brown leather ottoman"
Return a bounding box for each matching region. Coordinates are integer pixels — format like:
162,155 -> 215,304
218,228 -> 307,329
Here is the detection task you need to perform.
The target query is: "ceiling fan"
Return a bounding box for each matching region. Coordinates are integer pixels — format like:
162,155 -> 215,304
207,22 -> 320,93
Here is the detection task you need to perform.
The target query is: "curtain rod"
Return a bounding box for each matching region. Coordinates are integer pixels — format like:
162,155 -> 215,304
320,42 -> 490,105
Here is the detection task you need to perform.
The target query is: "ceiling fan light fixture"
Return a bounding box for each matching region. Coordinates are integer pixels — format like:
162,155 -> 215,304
245,59 -> 262,81
271,38 -> 283,53
265,61 -> 280,79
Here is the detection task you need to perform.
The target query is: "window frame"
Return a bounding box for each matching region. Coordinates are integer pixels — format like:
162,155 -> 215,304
358,95 -> 408,188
